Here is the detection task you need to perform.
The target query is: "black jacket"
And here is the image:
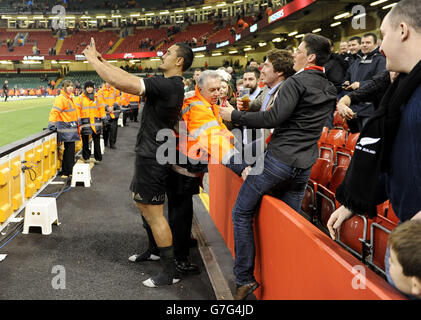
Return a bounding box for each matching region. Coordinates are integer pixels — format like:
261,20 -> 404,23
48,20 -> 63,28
342,47 -> 387,117
231,69 -> 337,169
325,53 -> 347,95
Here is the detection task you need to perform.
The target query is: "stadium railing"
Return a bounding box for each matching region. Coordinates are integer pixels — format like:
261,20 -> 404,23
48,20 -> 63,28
0,130 -> 82,230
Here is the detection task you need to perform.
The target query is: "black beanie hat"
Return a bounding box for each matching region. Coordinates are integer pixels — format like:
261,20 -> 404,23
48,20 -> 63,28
84,81 -> 95,90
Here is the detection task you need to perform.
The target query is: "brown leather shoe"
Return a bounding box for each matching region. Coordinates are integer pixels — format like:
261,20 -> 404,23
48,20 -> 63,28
235,281 -> 259,300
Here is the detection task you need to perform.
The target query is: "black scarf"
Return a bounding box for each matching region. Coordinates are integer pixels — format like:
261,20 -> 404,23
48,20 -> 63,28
336,60 -> 421,217
85,91 -> 95,101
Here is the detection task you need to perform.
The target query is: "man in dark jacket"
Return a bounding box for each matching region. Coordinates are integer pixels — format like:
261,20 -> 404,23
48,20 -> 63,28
324,40 -> 349,128
220,33 -> 337,300
342,33 -> 387,131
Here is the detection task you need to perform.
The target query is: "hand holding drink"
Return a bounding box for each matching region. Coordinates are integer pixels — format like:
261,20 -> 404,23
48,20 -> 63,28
238,88 -> 251,111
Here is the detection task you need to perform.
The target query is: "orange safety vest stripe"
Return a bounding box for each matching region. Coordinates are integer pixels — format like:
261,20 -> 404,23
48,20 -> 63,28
74,93 -> 104,133
120,92 -> 131,106
48,93 -> 79,124
180,90 -> 235,164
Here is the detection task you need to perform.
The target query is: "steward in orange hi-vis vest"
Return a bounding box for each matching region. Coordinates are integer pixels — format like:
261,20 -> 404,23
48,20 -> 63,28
75,81 -> 104,162
96,83 -> 120,148
178,83 -> 238,170
47,80 -> 79,176
129,93 -> 140,122
97,83 -> 121,120
48,88 -> 80,142
74,89 -> 106,135
120,91 -> 132,126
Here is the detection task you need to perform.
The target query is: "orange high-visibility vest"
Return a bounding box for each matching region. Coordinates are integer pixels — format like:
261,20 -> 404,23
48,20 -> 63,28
48,92 -> 80,142
29,89 -> 35,96
97,85 -> 121,119
120,91 -> 131,106
74,93 -> 106,134
179,86 -> 237,165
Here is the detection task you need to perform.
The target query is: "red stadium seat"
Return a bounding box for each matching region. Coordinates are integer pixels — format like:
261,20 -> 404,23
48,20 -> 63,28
333,111 -> 346,129
301,158 -> 333,219
376,200 -> 389,218
337,214 -> 370,259
368,216 -> 397,275
315,166 -> 347,229
320,129 -> 347,163
335,132 -> 360,167
316,185 -> 336,230
318,127 -> 329,146
385,202 -> 400,224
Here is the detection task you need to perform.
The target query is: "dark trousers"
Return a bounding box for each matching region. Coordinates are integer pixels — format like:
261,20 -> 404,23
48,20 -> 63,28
82,131 -> 102,161
141,170 -> 201,261
123,110 -> 131,125
103,118 -> 118,147
4,94 -> 8,102
61,141 -> 75,176
228,150 -> 311,285
130,108 -> 139,122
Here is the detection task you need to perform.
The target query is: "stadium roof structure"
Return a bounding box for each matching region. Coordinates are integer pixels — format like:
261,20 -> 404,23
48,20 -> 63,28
0,0 -> 397,63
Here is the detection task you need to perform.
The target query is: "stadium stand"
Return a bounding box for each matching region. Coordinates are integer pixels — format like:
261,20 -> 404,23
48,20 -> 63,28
114,28 -> 167,54
59,30 -> 120,55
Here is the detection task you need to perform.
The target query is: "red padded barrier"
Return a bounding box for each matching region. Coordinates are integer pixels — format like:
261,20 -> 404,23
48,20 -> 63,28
208,164 -> 404,300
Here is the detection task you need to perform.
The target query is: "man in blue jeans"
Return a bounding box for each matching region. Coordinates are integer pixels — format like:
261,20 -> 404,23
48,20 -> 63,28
220,34 -> 337,300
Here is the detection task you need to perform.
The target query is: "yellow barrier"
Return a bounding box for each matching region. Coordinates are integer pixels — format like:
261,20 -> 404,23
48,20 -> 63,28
0,131 -> 58,227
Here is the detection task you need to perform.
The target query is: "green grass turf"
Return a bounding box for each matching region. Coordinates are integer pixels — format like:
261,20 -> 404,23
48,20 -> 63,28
0,97 -> 55,148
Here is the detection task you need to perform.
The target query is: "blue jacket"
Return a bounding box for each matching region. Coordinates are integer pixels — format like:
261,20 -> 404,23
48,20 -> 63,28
343,47 -> 386,117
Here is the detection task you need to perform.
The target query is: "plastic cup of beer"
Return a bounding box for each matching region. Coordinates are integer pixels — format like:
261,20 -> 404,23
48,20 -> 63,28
239,88 -> 251,111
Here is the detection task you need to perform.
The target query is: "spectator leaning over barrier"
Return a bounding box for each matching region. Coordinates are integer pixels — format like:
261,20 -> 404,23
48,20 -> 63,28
237,49 -> 295,152
83,39 -> 194,288
130,70 -> 237,277
220,33 -> 336,300
388,220 -> 421,300
327,0 -> 421,295
48,80 -> 80,178
74,81 -> 106,164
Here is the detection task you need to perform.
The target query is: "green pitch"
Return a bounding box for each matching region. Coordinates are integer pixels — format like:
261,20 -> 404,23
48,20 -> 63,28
0,97 -> 54,148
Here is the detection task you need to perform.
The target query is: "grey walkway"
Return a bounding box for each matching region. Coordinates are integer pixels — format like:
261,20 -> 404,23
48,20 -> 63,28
0,120 -> 229,300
